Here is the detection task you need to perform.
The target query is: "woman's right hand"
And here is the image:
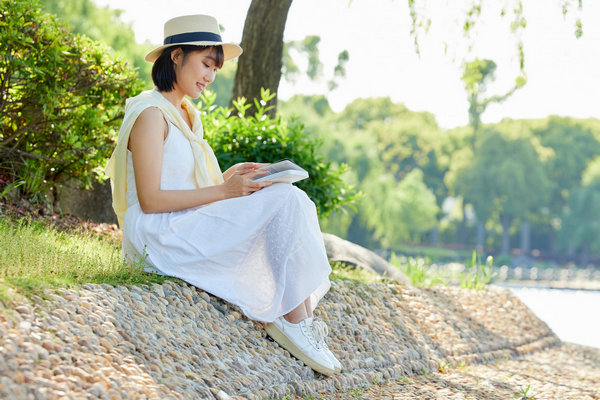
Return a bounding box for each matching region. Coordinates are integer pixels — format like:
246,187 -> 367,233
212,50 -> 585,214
220,166 -> 272,199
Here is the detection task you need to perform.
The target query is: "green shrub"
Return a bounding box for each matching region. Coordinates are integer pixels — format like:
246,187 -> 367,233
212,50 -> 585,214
0,0 -> 143,199
200,89 -> 356,216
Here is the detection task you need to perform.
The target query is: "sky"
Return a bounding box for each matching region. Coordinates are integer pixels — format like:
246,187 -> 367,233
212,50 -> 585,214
92,0 -> 600,129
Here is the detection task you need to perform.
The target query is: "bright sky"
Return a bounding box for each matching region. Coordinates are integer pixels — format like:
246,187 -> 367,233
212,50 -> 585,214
93,0 -> 600,129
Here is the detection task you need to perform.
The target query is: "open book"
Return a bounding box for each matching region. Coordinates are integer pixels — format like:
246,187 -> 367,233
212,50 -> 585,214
252,159 -> 309,184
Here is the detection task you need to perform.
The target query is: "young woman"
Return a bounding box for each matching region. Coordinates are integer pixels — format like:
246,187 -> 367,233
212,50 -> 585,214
105,14 -> 341,376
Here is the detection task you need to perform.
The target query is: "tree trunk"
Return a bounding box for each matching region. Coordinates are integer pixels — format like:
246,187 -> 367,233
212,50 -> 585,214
429,226 -> 439,246
520,218 -> 531,256
231,0 -> 293,115
501,214 -> 512,254
458,201 -> 468,246
476,220 -> 485,253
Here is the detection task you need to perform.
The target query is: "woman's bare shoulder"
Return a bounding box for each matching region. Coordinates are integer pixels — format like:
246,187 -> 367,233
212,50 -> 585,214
135,106 -> 167,127
129,107 -> 168,148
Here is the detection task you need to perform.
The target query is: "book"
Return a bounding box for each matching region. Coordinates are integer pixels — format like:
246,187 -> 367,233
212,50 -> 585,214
252,158 -> 309,184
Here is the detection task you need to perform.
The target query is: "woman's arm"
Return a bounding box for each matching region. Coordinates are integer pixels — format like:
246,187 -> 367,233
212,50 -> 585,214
129,107 -> 270,214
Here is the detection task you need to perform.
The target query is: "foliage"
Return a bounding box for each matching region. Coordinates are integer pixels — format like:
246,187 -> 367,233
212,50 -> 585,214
0,218 -> 169,302
282,35 -> 349,92
560,178 -> 600,254
361,169 -> 440,247
533,116 -> 600,217
390,254 -> 445,287
199,89 -> 355,216
460,251 -> 494,290
281,93 -> 600,260
462,58 -> 526,148
515,385 -> 537,400
329,261 -> 386,284
0,0 -> 143,199
41,0 -> 154,88
454,127 -> 551,222
408,0 -> 583,75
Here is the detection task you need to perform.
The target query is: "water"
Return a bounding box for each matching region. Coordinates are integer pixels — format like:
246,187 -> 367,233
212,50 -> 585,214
499,285 -> 600,349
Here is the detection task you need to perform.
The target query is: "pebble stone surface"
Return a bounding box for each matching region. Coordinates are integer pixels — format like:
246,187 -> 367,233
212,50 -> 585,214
0,280 -> 565,399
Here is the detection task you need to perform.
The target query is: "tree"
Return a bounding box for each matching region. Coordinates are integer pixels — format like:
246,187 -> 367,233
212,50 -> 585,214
560,159 -> 600,267
0,0 -> 142,201
231,0 -> 293,115
532,117 -> 600,255
459,58 -> 525,249
461,59 -> 525,150
361,169 -> 439,248
454,128 -> 551,254
41,0 -> 154,88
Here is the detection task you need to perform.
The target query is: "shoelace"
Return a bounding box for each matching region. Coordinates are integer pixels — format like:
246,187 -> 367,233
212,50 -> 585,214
311,319 -> 330,350
299,319 -> 319,348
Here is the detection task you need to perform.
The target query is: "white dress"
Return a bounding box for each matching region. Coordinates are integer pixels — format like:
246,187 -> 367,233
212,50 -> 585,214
122,121 -> 332,322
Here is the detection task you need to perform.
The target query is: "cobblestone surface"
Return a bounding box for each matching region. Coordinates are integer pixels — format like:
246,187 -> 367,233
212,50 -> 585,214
320,343 -> 600,400
0,280 -> 563,399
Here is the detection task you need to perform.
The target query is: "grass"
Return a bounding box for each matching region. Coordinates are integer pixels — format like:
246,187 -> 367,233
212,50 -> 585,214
329,261 -> 388,284
460,251 -> 494,290
390,254 -> 445,287
393,243 -> 473,263
0,218 -> 170,304
515,385 -> 537,399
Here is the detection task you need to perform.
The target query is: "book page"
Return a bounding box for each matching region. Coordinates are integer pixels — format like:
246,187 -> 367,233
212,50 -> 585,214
254,159 -> 305,180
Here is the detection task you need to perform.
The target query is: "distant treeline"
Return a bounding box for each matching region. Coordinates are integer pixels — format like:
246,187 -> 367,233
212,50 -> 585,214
278,96 -> 600,266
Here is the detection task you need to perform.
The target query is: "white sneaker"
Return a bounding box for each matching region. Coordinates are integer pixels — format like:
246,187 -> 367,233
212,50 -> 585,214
312,319 -> 342,373
265,317 -> 336,376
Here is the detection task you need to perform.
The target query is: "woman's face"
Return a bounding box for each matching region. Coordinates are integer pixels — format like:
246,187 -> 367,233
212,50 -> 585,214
172,48 -> 220,99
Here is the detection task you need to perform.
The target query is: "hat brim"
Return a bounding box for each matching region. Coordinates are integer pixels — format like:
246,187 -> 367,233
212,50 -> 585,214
145,42 -> 243,63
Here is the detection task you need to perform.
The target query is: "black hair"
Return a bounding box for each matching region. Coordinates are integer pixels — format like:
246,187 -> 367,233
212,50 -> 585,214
151,45 -> 224,92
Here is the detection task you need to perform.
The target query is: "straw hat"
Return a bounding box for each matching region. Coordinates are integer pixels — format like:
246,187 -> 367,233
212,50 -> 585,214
145,15 -> 243,63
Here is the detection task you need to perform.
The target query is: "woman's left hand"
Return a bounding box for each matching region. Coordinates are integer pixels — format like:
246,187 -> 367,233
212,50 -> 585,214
223,162 -> 268,180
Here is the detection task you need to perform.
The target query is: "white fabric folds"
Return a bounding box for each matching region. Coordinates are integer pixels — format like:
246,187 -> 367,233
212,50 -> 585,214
121,122 -> 332,322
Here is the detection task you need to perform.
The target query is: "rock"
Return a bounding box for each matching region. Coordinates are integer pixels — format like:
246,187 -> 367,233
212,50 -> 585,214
322,233 -> 412,285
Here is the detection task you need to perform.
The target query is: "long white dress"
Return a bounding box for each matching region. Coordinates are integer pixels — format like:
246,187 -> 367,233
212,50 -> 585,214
122,121 -> 332,322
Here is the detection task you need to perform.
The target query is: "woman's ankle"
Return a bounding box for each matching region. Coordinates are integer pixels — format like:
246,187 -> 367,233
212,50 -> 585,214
283,314 -> 304,324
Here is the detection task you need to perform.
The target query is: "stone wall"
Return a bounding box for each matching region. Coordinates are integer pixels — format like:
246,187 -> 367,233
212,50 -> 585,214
0,280 -> 559,399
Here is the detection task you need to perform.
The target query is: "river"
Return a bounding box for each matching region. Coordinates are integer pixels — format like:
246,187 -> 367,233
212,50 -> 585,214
498,284 -> 600,349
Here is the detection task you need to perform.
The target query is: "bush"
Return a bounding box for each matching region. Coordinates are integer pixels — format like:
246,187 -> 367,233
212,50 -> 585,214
0,0 -> 143,200
199,89 -> 355,216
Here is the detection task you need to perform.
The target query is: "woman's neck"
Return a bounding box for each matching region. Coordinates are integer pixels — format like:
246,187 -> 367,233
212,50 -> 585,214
157,88 -> 185,111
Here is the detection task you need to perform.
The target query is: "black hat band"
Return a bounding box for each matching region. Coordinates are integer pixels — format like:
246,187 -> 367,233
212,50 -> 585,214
164,31 -> 222,45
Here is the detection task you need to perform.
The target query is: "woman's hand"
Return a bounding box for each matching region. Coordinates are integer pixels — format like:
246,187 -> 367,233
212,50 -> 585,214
220,165 -> 272,198
223,162 -> 269,181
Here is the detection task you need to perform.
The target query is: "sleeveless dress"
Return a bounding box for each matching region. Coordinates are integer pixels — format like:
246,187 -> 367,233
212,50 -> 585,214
122,121 -> 332,322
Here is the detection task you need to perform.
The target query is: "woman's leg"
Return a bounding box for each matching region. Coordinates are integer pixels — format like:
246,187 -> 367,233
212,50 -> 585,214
283,297 -> 313,323
304,297 -> 313,318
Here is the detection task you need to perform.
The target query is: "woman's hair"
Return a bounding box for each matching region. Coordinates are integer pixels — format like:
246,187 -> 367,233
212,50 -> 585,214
152,45 -> 224,92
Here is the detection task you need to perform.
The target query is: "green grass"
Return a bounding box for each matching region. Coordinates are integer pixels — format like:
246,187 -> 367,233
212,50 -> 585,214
329,261 -> 389,284
460,251 -> 494,290
390,254 -> 445,288
0,218 -> 170,303
393,243 -> 473,262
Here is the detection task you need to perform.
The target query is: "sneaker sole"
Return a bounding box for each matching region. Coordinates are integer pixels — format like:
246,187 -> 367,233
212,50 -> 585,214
264,323 -> 336,376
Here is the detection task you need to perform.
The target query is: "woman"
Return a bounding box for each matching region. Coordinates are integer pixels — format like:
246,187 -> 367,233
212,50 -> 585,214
105,14 -> 341,376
